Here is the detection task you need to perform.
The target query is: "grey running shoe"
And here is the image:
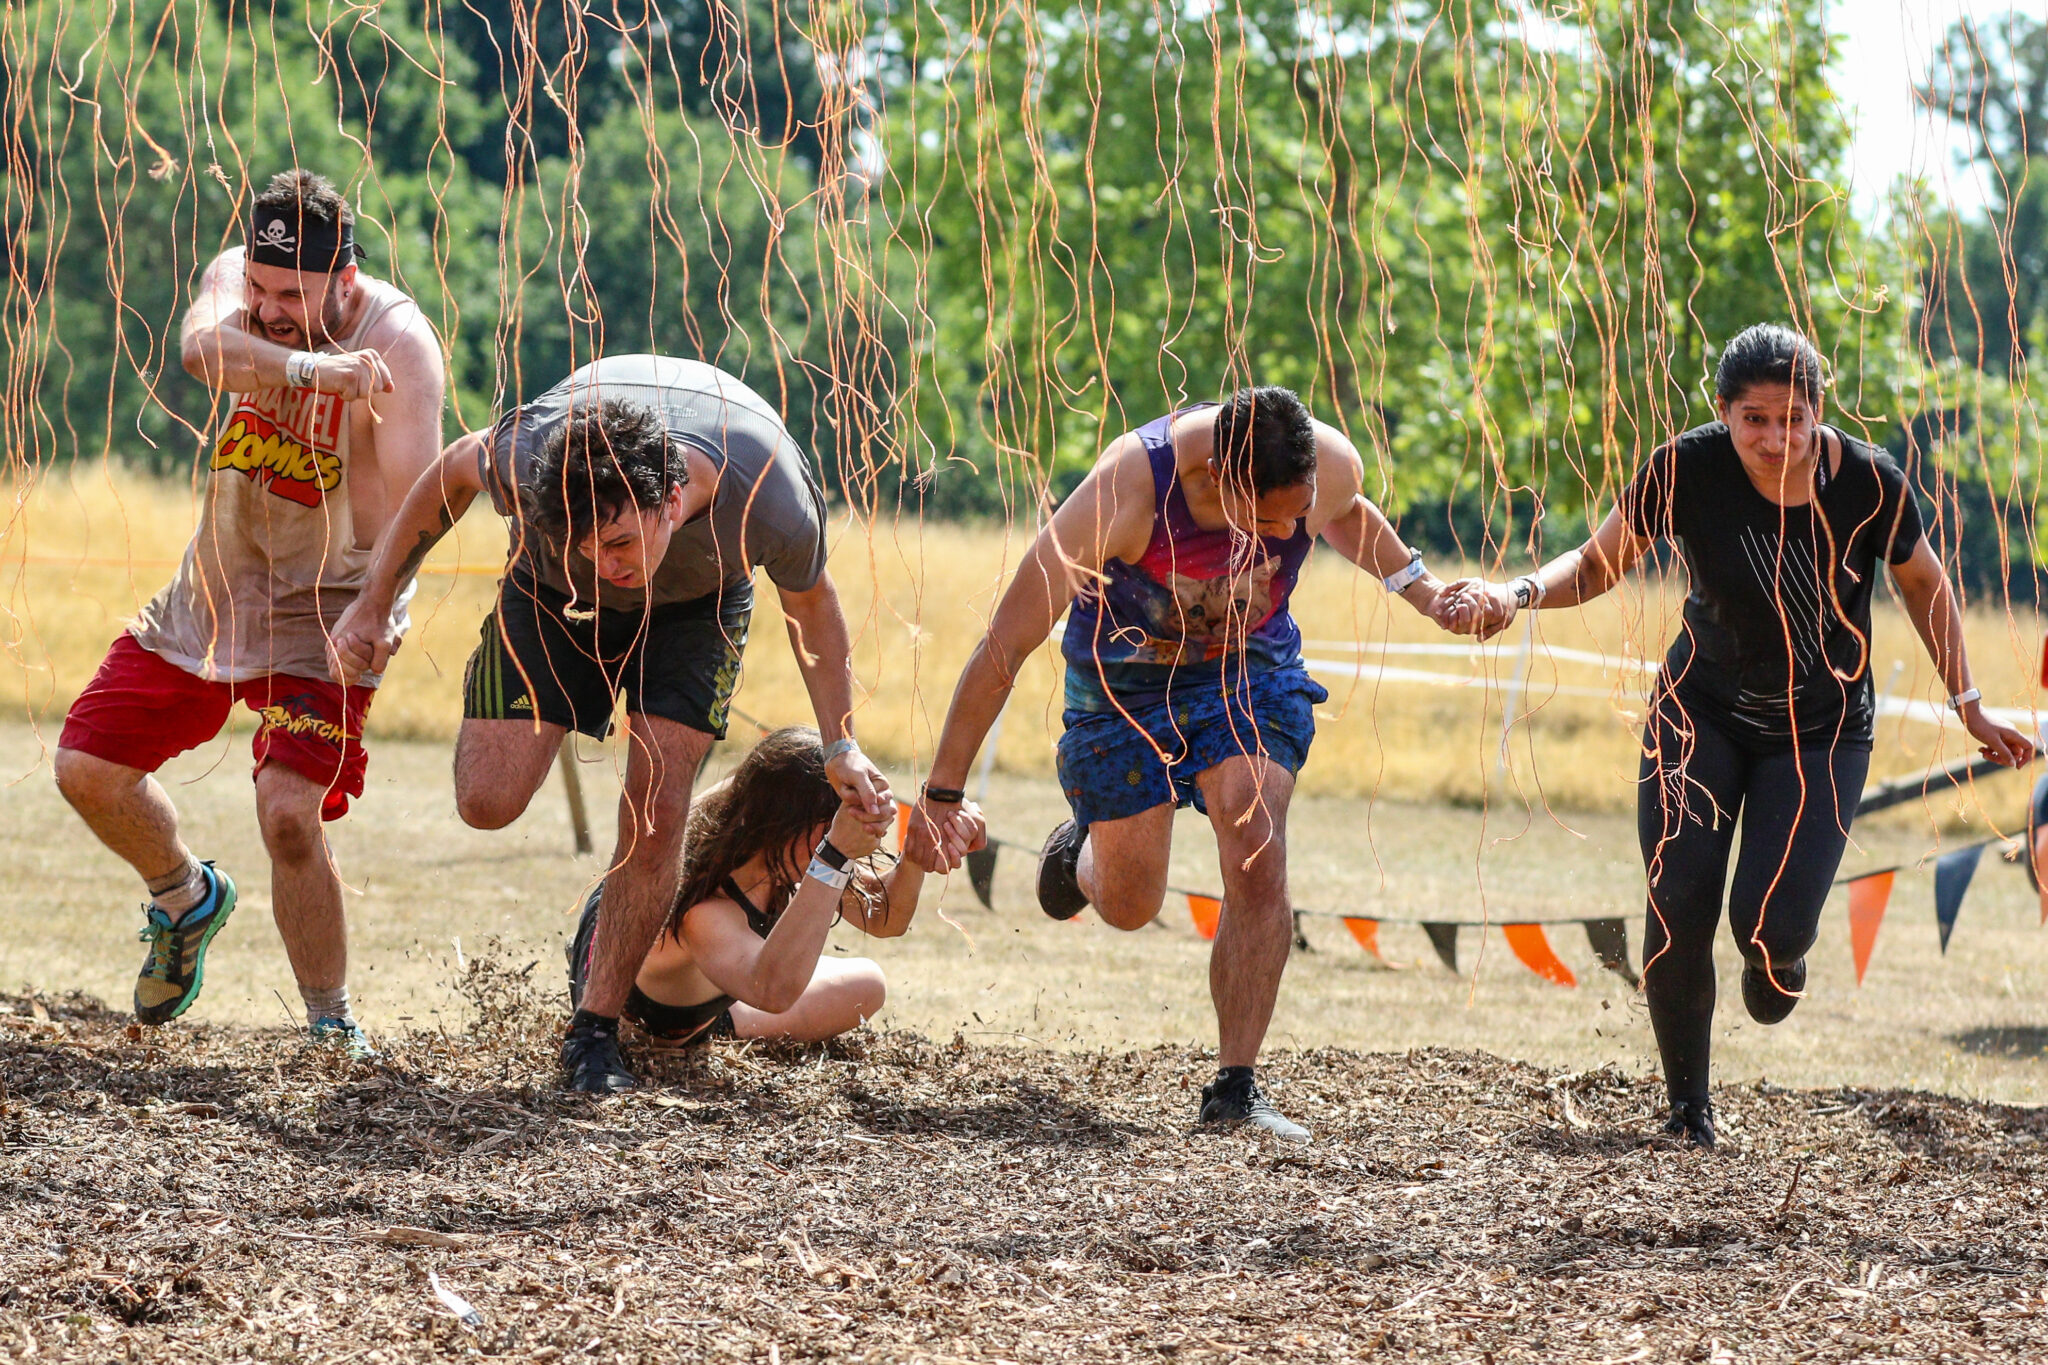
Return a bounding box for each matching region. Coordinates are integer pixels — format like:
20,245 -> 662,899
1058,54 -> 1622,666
134,862 -> 237,1025
1036,820 -> 1089,921
1199,1068 -> 1309,1143
1740,956 -> 1805,1025
1662,1098 -> 1717,1149
310,1016 -> 378,1061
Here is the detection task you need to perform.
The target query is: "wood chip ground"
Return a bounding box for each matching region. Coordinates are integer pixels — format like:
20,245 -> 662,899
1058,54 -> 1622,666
3,963 -> 2046,1362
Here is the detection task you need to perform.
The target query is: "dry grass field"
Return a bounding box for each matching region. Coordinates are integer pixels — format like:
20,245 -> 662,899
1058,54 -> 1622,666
7,468 -> 2043,813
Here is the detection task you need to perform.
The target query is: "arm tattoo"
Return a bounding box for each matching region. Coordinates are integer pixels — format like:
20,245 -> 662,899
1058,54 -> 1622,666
395,505 -> 455,582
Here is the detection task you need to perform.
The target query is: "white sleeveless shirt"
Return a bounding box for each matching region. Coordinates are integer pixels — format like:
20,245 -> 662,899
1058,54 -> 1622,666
130,271 -> 417,686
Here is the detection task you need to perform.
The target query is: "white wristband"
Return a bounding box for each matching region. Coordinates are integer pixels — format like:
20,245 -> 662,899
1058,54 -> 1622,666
1510,575 -> 1545,610
806,855 -> 852,890
1381,549 -> 1426,595
1948,688 -> 1982,713
285,351 -> 319,389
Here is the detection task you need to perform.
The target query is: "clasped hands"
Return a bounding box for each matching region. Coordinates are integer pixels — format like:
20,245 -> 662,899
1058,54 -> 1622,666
902,796 -> 990,873
1425,577 -> 1523,641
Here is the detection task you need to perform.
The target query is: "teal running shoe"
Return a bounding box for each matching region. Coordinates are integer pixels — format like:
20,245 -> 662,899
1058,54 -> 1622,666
309,1016 -> 378,1061
134,862 -> 236,1024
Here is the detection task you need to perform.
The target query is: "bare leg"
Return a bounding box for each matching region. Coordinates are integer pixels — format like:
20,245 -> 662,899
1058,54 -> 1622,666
452,718 -> 567,829
1195,757 -> 1296,1070
250,763 -> 345,996
579,714 -> 714,1018
52,748 -> 193,889
729,957 -> 887,1042
1075,803 -> 1176,930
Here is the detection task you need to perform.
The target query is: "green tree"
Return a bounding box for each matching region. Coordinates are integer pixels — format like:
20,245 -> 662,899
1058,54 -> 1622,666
866,0 -> 1899,540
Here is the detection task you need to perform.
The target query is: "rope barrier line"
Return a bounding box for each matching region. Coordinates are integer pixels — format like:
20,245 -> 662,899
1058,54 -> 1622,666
9,554 -> 504,577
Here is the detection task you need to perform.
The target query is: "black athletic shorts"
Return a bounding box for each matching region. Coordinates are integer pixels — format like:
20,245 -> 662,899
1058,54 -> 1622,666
462,571 -> 751,740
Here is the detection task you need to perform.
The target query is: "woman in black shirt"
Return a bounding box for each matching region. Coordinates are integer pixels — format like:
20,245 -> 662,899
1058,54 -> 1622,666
1447,324 -> 2033,1147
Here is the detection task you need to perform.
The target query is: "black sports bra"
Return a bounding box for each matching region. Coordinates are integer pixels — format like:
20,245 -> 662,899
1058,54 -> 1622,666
624,876 -> 783,1041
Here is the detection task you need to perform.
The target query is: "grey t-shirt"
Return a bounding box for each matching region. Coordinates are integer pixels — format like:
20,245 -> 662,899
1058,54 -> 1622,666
479,354 -> 827,611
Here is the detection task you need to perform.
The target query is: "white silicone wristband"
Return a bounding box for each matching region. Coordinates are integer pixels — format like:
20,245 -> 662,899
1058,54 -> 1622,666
1948,688 -> 1982,713
806,856 -> 852,891
1381,550 -> 1426,595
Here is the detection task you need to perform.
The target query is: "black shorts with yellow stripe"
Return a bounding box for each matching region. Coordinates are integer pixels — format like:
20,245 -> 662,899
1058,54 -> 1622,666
463,571 -> 751,740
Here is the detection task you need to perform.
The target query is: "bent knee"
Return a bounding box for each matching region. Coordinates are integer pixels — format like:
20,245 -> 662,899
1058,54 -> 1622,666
256,801 -> 324,864
1094,888 -> 1164,931
455,785 -> 530,831
841,960 -> 887,1022
53,747 -> 121,807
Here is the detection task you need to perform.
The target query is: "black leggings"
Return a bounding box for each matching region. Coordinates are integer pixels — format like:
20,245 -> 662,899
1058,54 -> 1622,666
1637,698 -> 1870,1103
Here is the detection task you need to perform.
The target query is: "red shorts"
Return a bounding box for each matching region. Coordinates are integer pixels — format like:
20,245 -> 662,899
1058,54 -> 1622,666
58,633 -> 374,821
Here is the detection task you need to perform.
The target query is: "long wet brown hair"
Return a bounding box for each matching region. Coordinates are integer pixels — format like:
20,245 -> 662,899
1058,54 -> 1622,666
667,726 -> 846,936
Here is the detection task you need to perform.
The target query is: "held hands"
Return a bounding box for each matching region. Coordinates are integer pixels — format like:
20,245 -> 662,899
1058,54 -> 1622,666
1432,578 -> 1520,641
1959,703 -> 2038,770
826,749 -> 891,818
826,798 -> 896,863
326,593 -> 402,685
903,796 -> 989,873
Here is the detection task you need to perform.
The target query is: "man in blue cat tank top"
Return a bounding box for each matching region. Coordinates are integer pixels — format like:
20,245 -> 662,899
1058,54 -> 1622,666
907,388 -> 1454,1141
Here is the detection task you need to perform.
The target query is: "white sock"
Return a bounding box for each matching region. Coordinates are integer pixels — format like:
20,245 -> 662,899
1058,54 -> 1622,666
301,985 -> 350,1027
147,858 -> 207,919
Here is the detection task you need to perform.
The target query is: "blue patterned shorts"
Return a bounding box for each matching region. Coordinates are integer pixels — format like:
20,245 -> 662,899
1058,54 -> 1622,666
1056,666 -> 1328,829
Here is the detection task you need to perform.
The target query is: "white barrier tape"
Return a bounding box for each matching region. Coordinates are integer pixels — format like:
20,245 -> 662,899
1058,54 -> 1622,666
1306,655 -> 2042,732
1302,638 -> 1659,672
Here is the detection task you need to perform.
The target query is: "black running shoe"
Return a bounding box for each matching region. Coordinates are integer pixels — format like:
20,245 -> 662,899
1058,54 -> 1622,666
561,1016 -> 636,1095
1199,1068 -> 1310,1143
565,883 -> 604,1010
1036,820 -> 1090,921
1662,1098 -> 1716,1149
1740,956 -> 1806,1025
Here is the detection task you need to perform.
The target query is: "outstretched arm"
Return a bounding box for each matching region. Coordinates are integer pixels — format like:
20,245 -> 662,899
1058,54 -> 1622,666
1314,442 -> 1451,618
778,569 -> 891,816
842,800 -> 987,940
1441,506 -> 1653,641
1890,538 -> 2034,768
327,430 -> 488,683
905,439 -> 1148,868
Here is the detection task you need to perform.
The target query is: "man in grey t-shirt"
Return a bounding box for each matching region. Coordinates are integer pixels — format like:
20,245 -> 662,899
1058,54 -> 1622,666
331,354 -> 891,1093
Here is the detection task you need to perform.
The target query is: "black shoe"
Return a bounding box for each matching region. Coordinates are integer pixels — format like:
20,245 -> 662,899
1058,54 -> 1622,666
561,1016 -> 636,1094
1199,1068 -> 1310,1143
1035,820 -> 1090,921
1740,956 -> 1805,1025
565,883 -> 604,1011
1662,1098 -> 1716,1149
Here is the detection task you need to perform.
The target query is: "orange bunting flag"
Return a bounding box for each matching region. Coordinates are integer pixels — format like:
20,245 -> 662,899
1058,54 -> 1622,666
1342,917 -> 1384,962
1846,871 -> 1896,986
1187,894 -> 1222,941
895,799 -> 912,851
1502,924 -> 1577,988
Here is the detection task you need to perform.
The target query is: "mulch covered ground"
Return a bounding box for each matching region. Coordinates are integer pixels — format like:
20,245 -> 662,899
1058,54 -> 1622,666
4,959 -> 2048,1363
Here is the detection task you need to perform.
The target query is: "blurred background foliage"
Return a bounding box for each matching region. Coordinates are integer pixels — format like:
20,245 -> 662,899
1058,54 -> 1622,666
1,1 -> 2043,600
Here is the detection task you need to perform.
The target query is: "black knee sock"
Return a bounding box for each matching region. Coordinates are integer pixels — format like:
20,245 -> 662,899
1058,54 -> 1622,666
570,1008 -> 618,1036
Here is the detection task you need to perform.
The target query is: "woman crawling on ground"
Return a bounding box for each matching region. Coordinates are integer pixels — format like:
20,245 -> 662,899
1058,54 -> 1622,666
570,726 -> 983,1044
